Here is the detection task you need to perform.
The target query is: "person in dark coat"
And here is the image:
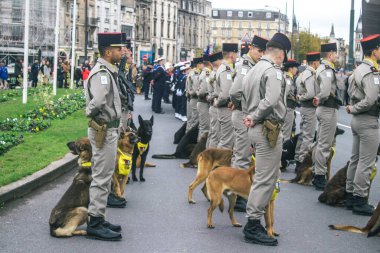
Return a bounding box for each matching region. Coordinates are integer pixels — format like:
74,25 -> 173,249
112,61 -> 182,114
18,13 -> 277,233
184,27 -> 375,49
176,65 -> 190,121
142,65 -> 153,100
31,60 -> 39,87
151,58 -> 166,114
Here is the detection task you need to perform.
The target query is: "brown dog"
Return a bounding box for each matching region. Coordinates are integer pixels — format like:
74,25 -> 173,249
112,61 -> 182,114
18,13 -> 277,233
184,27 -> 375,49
112,131 -> 139,199
329,202 -> 380,237
49,138 -> 92,237
206,166 -> 279,237
188,148 -> 233,204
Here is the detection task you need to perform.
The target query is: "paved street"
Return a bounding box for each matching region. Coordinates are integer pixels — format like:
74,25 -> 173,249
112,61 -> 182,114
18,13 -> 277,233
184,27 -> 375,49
0,95 -> 379,253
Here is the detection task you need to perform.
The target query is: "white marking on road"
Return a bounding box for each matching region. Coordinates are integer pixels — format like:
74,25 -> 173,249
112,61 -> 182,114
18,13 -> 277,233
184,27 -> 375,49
295,111 -> 351,129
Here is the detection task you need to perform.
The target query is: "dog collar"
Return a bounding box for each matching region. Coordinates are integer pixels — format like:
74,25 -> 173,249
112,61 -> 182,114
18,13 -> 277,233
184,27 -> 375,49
137,142 -> 149,154
81,162 -> 92,168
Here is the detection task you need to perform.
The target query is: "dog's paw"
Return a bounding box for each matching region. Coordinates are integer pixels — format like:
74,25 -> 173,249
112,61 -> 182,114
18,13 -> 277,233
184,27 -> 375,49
207,224 -> 215,229
188,199 -> 196,204
273,232 -> 280,237
233,223 -> 242,227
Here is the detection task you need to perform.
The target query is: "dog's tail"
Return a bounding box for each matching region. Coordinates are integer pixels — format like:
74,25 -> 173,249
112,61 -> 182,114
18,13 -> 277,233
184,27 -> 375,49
144,162 -> 156,167
152,154 -> 177,159
328,224 -> 365,234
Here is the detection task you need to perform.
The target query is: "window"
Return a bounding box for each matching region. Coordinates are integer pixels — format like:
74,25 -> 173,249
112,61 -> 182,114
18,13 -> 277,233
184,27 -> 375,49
238,11 -> 243,18
154,22 -> 156,36
258,30 -> 261,36
239,22 -> 242,28
266,31 -> 270,38
168,4 -> 171,18
168,22 -> 170,38
227,11 -> 232,17
267,23 -> 270,29
266,12 -> 272,19
212,10 -> 218,17
258,22 -> 261,28
161,21 -> 164,37
248,12 -> 253,18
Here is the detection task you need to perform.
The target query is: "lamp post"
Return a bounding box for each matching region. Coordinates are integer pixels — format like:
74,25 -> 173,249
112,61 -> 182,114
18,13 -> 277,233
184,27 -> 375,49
348,0 -> 355,70
265,5 -> 281,32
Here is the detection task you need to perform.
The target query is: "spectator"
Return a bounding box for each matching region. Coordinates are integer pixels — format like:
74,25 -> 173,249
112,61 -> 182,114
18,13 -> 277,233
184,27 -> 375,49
142,65 -> 153,100
62,60 -> 70,88
42,60 -> 52,84
0,62 -> 9,89
56,59 -> 64,88
74,65 -> 82,88
82,59 -> 91,71
82,64 -> 91,88
31,60 -> 39,87
163,62 -> 173,104
15,59 -> 23,86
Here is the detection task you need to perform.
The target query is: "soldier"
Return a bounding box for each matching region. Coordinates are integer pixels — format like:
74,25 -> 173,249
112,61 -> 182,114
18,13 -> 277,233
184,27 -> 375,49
313,43 -> 341,191
197,55 -> 213,141
282,59 -> 300,142
295,52 -> 320,169
151,57 -> 166,114
345,34 -> 380,216
214,43 -> 238,149
85,32 -> 124,241
186,57 -> 203,132
207,52 -> 223,148
242,33 -> 290,246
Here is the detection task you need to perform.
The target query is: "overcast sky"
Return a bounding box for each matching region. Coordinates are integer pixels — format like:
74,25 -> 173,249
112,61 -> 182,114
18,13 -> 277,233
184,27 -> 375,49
210,0 -> 362,42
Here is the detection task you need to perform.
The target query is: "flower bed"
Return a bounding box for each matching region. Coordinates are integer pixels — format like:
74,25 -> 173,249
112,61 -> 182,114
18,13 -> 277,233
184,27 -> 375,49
0,133 -> 24,155
0,89 -> 37,103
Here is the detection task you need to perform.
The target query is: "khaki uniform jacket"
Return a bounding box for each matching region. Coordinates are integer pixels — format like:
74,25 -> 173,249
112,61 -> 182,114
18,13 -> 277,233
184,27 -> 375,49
207,69 -> 218,103
296,66 -> 317,102
215,61 -> 234,107
197,67 -> 212,100
284,72 -> 297,109
230,54 -> 256,110
242,56 -> 287,123
348,59 -> 380,115
186,69 -> 200,97
316,60 -> 338,104
85,58 -> 122,123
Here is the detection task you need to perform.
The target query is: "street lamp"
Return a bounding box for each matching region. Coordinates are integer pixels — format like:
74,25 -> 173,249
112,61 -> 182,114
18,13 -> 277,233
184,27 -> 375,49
265,5 -> 281,32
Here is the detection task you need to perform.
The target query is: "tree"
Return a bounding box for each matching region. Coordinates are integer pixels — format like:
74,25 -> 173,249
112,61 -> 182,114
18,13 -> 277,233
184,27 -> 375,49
293,32 -> 329,62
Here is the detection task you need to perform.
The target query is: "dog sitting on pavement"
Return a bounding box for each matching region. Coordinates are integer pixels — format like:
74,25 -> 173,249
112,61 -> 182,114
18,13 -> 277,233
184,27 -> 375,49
49,138 -> 92,237
180,132 -> 208,168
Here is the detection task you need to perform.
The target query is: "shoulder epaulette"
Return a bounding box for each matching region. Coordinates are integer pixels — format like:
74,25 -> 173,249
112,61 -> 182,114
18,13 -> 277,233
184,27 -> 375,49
243,60 -> 249,66
225,65 -> 230,71
371,66 -> 378,73
324,64 -> 331,70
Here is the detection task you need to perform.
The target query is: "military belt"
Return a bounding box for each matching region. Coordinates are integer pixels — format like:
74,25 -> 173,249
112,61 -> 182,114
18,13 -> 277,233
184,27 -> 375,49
94,119 -> 120,129
190,94 -> 199,99
321,96 -> 340,109
300,100 -> 315,108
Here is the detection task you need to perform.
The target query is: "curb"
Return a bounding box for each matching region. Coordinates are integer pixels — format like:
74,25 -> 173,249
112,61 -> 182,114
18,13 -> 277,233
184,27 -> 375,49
0,153 -> 78,205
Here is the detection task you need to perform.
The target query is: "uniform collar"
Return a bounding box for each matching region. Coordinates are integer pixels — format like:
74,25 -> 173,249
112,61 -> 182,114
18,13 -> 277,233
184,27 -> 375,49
223,60 -> 234,68
98,58 -> 118,74
260,56 -> 276,66
364,57 -> 379,70
244,54 -> 257,65
322,59 -> 335,70
306,65 -> 317,74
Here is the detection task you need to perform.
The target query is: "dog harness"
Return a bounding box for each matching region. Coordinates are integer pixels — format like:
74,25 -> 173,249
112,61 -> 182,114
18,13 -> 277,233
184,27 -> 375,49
81,162 -> 92,168
117,148 -> 132,176
137,142 -> 149,155
251,154 -> 280,201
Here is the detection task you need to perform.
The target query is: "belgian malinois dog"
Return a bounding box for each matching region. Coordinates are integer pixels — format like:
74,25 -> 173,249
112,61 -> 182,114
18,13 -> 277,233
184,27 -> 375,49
188,148 -> 233,204
206,166 -> 279,237
329,202 -> 380,237
49,138 -> 92,237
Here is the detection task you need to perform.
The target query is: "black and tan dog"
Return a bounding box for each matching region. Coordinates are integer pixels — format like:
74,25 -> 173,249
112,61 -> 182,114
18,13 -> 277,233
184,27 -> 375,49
131,115 -> 155,182
113,131 -> 140,199
188,148 -> 233,204
329,202 -> 380,237
206,166 -> 279,238
49,138 -> 92,237
180,132 -> 208,168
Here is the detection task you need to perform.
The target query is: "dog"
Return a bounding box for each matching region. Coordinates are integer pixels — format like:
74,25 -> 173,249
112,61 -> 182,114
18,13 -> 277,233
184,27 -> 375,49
174,122 -> 187,144
205,166 -> 279,238
49,138 -> 92,237
188,148 -> 233,204
180,132 -> 208,168
113,131 -> 140,200
152,123 -> 199,159
329,202 -> 380,237
281,133 -> 300,171
131,115 -> 155,182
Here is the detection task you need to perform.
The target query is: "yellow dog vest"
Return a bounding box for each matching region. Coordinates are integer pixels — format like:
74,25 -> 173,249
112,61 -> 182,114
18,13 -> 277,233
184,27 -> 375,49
117,148 -> 132,176
137,142 -> 149,155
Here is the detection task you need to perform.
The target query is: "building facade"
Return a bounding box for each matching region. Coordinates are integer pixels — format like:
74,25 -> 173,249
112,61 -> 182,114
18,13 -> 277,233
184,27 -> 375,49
121,0 -> 136,53
135,0 -> 153,65
210,8 -> 289,47
354,14 -> 363,62
328,24 -> 348,69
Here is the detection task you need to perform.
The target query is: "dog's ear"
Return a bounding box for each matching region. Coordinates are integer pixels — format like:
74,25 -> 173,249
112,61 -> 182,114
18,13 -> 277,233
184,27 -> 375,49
67,141 -> 78,154
138,115 -> 144,126
150,115 -> 154,125
119,131 -> 125,139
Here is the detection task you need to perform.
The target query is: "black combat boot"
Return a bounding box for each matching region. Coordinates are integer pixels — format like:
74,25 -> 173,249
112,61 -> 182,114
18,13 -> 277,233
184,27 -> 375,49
345,192 -> 354,210
103,220 -> 122,232
352,196 -> 374,216
243,219 -> 278,246
234,196 -> 247,212
87,216 -> 122,241
107,193 -> 127,208
312,175 -> 326,191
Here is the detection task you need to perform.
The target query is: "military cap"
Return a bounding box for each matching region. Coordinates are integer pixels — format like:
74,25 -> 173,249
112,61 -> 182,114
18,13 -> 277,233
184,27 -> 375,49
209,52 -> 223,62
306,52 -> 321,62
321,43 -> 337,53
283,59 -> 300,68
267,33 -> 291,62
251,35 -> 269,51
360,34 -> 380,52
222,43 -> 239,53
98,32 -> 125,47
193,57 -> 203,65
180,65 -> 191,71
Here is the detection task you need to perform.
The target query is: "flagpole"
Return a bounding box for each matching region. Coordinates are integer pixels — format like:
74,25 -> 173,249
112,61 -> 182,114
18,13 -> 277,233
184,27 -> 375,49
70,0 -> 77,89
22,0 -> 30,104
53,0 -> 60,95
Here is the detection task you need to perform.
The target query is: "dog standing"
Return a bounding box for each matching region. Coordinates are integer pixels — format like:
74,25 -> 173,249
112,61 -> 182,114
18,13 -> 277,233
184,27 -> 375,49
49,138 -> 92,237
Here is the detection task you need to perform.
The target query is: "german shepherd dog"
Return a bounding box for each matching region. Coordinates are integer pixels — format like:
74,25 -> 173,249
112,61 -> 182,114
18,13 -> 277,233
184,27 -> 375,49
180,132 -> 208,168
281,133 -> 300,171
113,131 -> 140,198
49,138 -> 92,237
131,115 -> 155,182
206,166 -> 279,238
174,122 -> 187,144
152,123 -> 199,159
188,148 -> 233,204
329,202 -> 380,237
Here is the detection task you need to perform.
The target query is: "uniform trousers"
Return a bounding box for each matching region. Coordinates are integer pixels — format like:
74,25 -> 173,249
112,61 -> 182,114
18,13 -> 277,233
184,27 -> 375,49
187,98 -> 199,131
298,107 -> 317,163
207,106 -> 220,148
217,107 -> 234,149
231,109 -> 251,169
197,101 -> 210,141
282,107 -> 295,142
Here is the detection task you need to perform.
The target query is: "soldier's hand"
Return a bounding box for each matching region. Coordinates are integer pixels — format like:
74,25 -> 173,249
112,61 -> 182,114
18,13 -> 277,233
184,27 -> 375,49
313,97 -> 320,107
244,115 -> 255,128
296,95 -> 300,101
346,106 -> 351,114
228,102 -> 235,111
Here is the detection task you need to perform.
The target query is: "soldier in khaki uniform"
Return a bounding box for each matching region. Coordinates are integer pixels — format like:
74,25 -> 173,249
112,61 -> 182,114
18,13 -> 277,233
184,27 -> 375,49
85,33 -> 124,241
313,43 -> 341,191
207,52 -> 223,148
282,59 -> 300,142
242,33 -> 290,246
186,58 -> 203,132
197,55 -> 212,141
295,52 -> 320,169
214,43 -> 238,149
230,36 -> 268,212
345,34 -> 380,216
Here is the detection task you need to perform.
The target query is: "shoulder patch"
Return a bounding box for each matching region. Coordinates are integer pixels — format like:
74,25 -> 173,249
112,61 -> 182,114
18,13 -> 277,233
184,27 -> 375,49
243,60 -> 249,66
101,75 -> 108,85
276,71 -> 282,80
374,77 -> 380,85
